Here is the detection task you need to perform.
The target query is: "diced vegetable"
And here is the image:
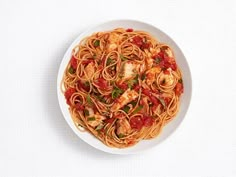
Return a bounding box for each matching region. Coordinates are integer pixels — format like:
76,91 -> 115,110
157,97 -> 166,108
142,116 -> 154,127
106,57 -> 114,66
120,54 -> 128,61
94,40 -> 100,47
112,87 -> 123,99
95,124 -> 104,130
123,105 -> 130,113
104,117 -> 115,124
126,28 -> 133,32
70,56 -> 78,69
84,109 -> 89,116
118,133 -> 125,138
155,58 -> 161,64
133,105 -> 143,114
68,67 -> 75,74
128,75 -> 139,89
175,82 -> 183,96
88,117 -> 95,121
64,88 -> 76,105
75,103 -> 84,111
130,117 -> 143,130
86,95 -> 92,105
141,74 -> 146,80
96,78 -> 109,90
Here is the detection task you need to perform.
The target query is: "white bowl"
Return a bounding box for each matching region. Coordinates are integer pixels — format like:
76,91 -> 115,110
57,19 -> 192,154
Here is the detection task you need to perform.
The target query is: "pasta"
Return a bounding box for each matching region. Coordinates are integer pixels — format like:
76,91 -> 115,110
61,28 -> 184,148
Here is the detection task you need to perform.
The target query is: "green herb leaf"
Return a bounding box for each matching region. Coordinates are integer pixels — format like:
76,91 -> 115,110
94,40 -> 100,47
178,79 -> 183,83
86,95 -> 92,105
141,73 -> 146,80
123,105 -> 130,113
93,54 -> 96,59
128,82 -> 132,89
68,67 -> 75,74
96,95 -> 106,103
112,87 -> 123,99
130,101 -> 137,107
128,75 -> 139,89
88,117 -> 95,121
155,58 -> 161,64
158,97 -> 166,108
120,54 -> 128,61
118,133 -> 125,138
133,105 -> 143,114
106,57 -> 114,66
84,81 -> 90,87
95,124 -> 104,130
84,109 -> 89,116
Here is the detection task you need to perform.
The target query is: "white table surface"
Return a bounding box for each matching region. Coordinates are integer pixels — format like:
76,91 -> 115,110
0,0 -> 235,176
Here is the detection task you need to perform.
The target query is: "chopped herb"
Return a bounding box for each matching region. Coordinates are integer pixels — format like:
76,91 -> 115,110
77,124 -> 83,128
94,40 -> 100,47
155,58 -> 161,64
84,81 -> 90,87
84,109 -> 89,116
128,75 -> 139,89
158,97 -> 166,108
88,117 -> 95,121
141,73 -> 146,80
178,79 -> 183,83
130,101 -> 137,107
95,124 -> 104,130
106,57 -> 114,66
112,87 -> 123,99
133,105 -> 143,114
86,95 -> 92,105
97,95 -> 106,103
93,54 -> 96,59
128,82 -> 132,89
68,67 -> 75,74
123,105 -> 130,113
118,133 -> 125,138
120,54 -> 128,61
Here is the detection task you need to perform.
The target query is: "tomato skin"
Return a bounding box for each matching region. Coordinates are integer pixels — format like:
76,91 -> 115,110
75,102 -> 84,111
150,96 -> 159,106
134,85 -> 140,92
175,82 -> 183,96
71,56 -> 78,69
126,28 -> 133,32
142,88 -> 159,105
153,51 -> 177,71
142,116 -> 154,127
140,42 -> 150,50
142,88 -> 152,97
96,78 -> 109,90
132,36 -> 143,47
104,117 -> 115,124
64,88 -> 76,105
77,80 -> 89,92
130,117 -> 144,130
117,82 -> 127,90
82,59 -> 94,65
164,97 -> 171,105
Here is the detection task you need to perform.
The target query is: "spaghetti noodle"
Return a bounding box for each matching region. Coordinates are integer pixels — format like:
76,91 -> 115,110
61,28 -> 184,148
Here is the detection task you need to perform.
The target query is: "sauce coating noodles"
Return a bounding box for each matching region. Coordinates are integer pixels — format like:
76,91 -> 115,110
61,28 -> 184,148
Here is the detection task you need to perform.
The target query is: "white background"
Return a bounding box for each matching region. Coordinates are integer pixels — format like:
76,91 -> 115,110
0,0 -> 235,176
